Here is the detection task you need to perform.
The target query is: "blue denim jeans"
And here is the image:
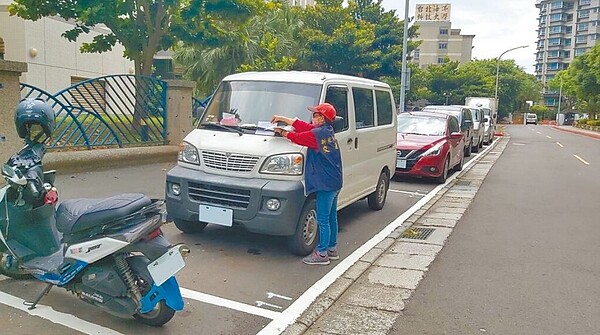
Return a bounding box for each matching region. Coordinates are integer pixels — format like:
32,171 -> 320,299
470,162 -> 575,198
316,190 -> 339,254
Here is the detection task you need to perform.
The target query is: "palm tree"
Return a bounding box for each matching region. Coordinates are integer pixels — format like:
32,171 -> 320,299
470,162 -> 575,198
173,3 -> 304,96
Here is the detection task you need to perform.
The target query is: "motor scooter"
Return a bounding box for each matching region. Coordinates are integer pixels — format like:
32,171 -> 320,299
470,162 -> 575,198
0,132 -> 190,326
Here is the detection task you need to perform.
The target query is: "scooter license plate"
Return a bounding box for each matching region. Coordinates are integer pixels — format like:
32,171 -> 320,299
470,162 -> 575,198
147,246 -> 185,286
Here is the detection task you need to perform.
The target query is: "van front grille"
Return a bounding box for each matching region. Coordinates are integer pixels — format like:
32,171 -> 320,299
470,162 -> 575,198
188,182 -> 251,209
202,151 -> 259,172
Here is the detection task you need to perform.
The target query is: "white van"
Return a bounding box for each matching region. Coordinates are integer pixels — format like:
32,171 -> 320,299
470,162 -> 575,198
165,71 -> 397,255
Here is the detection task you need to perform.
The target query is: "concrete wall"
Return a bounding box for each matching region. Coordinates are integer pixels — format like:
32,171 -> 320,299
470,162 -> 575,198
0,60 -> 27,163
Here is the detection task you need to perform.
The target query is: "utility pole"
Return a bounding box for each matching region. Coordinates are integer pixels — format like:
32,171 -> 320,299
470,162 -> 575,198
399,0 -> 409,113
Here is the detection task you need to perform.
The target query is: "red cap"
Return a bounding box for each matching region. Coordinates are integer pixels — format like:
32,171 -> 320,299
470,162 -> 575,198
308,103 -> 336,122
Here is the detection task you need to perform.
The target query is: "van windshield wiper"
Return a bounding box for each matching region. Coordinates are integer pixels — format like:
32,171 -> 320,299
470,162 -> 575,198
201,122 -> 244,136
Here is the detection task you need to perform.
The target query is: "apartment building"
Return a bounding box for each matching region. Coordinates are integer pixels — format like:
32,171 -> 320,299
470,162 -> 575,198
535,0 -> 600,106
411,3 -> 474,68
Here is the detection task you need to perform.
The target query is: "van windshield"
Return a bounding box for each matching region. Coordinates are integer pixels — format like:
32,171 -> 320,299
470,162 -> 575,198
200,80 -> 321,131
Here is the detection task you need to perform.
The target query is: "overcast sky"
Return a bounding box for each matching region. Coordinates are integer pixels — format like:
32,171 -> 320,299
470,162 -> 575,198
381,0 -> 539,74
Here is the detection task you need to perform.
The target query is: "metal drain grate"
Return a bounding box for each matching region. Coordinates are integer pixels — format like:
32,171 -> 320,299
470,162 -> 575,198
401,227 -> 436,240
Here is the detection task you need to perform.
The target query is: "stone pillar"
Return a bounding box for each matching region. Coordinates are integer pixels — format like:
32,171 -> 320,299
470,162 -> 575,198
165,80 -> 195,145
0,60 -> 27,163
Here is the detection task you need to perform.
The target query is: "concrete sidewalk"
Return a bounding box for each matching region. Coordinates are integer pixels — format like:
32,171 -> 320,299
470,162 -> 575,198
279,137 -> 509,335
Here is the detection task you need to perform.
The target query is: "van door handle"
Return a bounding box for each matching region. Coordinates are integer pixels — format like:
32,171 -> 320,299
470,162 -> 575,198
347,138 -> 353,145
354,137 -> 359,149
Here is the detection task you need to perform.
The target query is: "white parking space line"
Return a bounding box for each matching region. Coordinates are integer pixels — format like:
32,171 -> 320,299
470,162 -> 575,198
546,135 -> 552,139
0,291 -> 123,335
389,189 -> 427,197
573,154 -> 590,165
180,288 -> 281,320
556,142 -> 564,148
536,131 -> 542,135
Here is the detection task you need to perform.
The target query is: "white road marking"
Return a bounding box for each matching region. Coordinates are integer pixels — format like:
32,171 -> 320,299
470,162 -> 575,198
257,136 -> 498,335
0,291 -> 123,335
573,154 -> 590,165
556,142 -> 564,148
536,131 -> 542,134
256,301 -> 283,310
546,135 -> 552,139
180,288 -> 281,320
267,292 -> 292,301
389,189 -> 427,197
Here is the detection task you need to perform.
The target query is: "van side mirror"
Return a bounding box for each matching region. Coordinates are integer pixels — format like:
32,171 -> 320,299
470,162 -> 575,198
333,116 -> 345,132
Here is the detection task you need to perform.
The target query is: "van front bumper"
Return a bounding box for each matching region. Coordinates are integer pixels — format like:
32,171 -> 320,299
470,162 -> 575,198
165,166 -> 306,236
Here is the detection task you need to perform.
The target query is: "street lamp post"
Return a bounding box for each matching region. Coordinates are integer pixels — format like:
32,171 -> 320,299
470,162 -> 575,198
494,45 -> 528,119
399,0 -> 410,113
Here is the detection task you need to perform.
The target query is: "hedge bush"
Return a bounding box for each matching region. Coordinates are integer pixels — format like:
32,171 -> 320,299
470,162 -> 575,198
587,120 -> 600,126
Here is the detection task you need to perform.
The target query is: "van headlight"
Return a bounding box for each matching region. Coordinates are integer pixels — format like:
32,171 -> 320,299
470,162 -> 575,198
260,153 -> 303,175
179,142 -> 200,165
421,143 -> 443,157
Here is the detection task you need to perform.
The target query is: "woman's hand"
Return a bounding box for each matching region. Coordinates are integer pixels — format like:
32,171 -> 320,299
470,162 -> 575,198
271,115 -> 294,125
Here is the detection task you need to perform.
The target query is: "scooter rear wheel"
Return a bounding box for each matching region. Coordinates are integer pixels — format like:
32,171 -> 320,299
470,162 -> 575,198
0,253 -> 33,280
133,300 -> 176,327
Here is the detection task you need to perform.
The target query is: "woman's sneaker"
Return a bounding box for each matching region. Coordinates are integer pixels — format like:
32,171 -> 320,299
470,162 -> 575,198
327,249 -> 339,260
303,250 -> 330,265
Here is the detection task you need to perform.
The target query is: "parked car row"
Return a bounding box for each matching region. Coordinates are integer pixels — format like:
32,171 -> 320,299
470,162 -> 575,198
395,105 -> 496,183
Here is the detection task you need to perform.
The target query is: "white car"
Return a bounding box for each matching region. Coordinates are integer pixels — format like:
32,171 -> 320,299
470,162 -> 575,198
526,113 -> 538,125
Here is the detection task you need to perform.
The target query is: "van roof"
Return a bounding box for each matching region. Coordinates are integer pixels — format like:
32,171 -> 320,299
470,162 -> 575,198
222,71 -> 390,87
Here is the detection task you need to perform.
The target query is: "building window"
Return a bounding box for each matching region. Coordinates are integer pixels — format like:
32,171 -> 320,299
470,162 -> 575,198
413,49 -> 420,60
548,62 -> 560,70
579,9 -> 590,18
549,37 -> 561,45
575,48 -> 587,56
566,13 -> 573,21
579,0 -> 591,5
439,28 -> 449,35
577,23 -> 588,31
551,1 -> 563,9
439,43 -> 448,49
591,34 -> 600,40
549,25 -> 562,34
538,40 -> 546,48
550,13 -> 562,22
548,50 -> 560,58
566,26 -> 573,34
576,35 -> 587,43
437,57 -> 445,64
563,51 -> 570,58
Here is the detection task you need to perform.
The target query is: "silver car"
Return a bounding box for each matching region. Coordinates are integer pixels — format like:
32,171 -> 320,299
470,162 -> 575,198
481,107 -> 495,144
466,107 -> 484,152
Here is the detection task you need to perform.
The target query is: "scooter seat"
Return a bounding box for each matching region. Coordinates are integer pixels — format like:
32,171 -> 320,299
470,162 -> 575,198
56,193 -> 152,235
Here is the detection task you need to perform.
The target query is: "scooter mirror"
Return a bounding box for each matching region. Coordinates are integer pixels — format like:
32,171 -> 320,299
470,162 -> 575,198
2,164 -> 27,186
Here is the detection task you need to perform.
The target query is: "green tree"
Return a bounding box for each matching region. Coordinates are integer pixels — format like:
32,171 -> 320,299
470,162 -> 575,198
9,0 -> 260,76
550,45 -> 600,119
294,0 -> 417,81
174,2 -> 302,95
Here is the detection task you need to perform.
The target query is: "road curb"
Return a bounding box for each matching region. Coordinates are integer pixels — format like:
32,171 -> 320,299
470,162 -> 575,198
550,125 -> 600,140
44,145 -> 179,174
280,136 -> 510,335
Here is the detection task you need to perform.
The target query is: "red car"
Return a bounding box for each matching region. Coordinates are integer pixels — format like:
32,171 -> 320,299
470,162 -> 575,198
395,112 -> 465,183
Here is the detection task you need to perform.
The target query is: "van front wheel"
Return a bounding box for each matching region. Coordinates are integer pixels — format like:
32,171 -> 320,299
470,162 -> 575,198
173,219 -> 207,234
367,171 -> 389,211
288,199 -> 318,256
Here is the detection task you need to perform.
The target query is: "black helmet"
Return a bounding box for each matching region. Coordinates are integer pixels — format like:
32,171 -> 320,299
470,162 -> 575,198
15,98 -> 55,142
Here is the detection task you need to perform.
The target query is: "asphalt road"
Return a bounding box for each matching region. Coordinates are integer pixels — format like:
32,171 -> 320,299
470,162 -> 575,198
0,145 -> 464,334
389,125 -> 600,335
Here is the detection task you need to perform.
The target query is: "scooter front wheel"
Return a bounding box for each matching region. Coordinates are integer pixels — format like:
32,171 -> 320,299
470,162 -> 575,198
0,253 -> 33,280
133,300 -> 176,327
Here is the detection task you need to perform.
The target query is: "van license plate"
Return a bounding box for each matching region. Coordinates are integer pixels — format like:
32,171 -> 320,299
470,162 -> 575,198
199,205 -> 233,227
396,159 -> 407,169
147,246 -> 185,286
